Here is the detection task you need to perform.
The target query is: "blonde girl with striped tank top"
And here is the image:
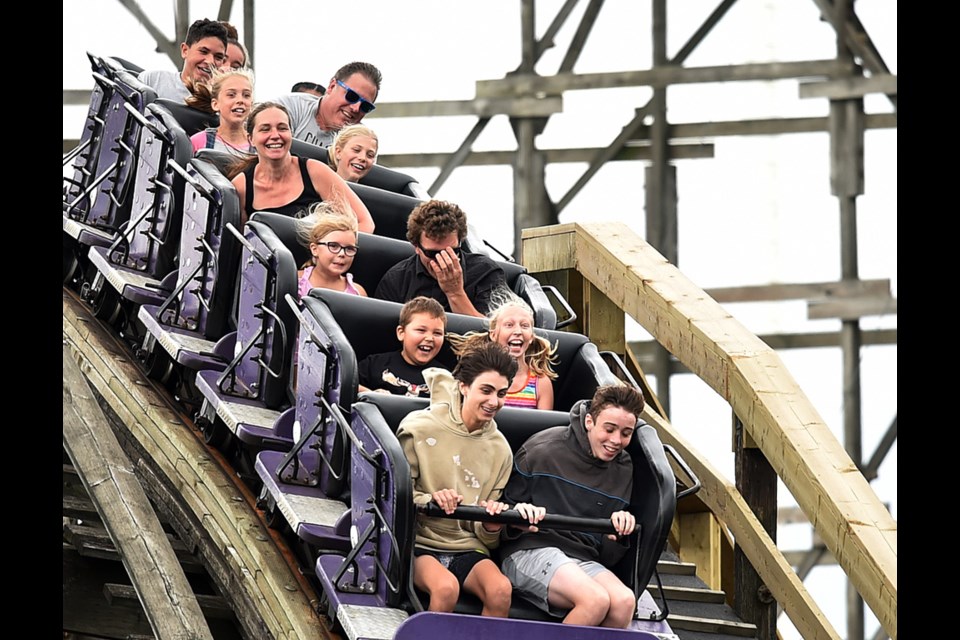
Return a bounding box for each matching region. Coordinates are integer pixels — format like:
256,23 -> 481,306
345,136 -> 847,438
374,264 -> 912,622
448,293 -> 557,410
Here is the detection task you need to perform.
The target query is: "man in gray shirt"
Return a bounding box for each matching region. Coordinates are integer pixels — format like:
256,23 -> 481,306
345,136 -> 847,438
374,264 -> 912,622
138,19 -> 228,102
275,62 -> 381,147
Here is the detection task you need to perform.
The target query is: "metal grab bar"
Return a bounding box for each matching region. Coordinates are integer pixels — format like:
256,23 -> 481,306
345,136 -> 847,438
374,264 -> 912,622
664,444 -> 702,500
541,284 -> 578,329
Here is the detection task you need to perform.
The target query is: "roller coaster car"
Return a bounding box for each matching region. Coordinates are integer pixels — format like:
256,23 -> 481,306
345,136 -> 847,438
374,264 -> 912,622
307,391 -> 681,640
64,55 -> 157,284
252,287 -> 622,561
138,157 -> 242,373
84,101 -> 191,335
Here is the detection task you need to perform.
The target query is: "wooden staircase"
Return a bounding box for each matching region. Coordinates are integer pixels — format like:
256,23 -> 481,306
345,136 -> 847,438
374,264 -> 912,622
651,549 -> 759,640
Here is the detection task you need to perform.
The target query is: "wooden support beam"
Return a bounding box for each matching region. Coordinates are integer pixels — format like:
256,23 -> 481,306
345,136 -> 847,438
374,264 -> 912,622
477,60 -> 853,97
679,511 -> 723,591
63,547 -> 154,639
378,142 -> 713,169
799,74 -> 897,100
706,279 -> 890,303
808,296 -> 897,320
63,343 -> 213,640
368,96 -> 563,119
521,223 -> 897,640
629,114 -> 897,140
116,0 -> 181,65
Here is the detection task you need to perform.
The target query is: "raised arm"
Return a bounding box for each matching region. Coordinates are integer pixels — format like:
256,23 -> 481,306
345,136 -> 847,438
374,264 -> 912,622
306,159 -> 375,234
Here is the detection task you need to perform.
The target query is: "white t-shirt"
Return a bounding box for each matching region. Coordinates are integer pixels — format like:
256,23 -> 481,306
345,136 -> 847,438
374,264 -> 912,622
274,93 -> 336,147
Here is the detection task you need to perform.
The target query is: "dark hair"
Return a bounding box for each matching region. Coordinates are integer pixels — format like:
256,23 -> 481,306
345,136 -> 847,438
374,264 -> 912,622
226,101 -> 291,178
292,81 -> 325,95
589,384 -> 645,422
219,21 -> 239,41
333,62 -> 383,91
406,199 -> 468,245
453,342 -> 518,387
184,18 -> 228,48
399,296 -> 446,328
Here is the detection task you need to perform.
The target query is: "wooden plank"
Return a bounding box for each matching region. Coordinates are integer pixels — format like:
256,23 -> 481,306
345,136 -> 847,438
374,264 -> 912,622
63,290 -> 329,640
62,342 -> 213,640
808,296 -> 897,320
368,96 -> 562,118
477,60 -> 853,97
668,613 -> 758,637
378,142 -> 714,169
799,74 -> 897,100
521,223 -> 897,640
63,547 -> 155,639
679,512 -> 722,591
647,585 -> 726,604
629,328 -> 897,364
706,279 -> 890,303
632,114 -> 896,140
105,583 -> 235,620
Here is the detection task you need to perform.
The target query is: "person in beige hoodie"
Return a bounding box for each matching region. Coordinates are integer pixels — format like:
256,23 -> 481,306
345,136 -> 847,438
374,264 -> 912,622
396,341 -> 518,616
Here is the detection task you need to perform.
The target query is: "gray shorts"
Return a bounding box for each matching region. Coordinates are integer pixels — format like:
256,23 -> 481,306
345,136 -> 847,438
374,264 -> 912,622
501,547 -> 609,617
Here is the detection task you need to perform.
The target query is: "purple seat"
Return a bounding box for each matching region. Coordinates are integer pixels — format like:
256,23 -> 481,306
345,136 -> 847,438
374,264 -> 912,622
137,157 -> 242,372
86,101 -> 193,333
63,57 -> 157,253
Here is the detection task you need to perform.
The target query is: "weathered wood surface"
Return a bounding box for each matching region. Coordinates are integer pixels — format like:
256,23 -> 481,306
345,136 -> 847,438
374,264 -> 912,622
63,341 -> 213,640
522,223 -> 897,640
63,289 -> 329,640
477,60 -> 853,97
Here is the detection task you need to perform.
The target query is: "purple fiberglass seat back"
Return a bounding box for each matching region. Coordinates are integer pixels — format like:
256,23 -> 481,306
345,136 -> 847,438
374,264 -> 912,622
63,53 -> 113,214
342,396 -> 415,609
165,157 -> 242,340
219,214 -> 299,408
66,59 -> 157,239
105,102 -> 192,282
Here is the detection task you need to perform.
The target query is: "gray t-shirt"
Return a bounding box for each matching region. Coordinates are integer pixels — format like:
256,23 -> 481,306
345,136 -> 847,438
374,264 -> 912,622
138,69 -> 190,102
274,93 -> 335,147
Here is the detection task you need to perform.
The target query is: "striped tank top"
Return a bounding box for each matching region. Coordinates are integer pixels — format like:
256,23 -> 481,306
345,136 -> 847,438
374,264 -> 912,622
504,372 -> 538,409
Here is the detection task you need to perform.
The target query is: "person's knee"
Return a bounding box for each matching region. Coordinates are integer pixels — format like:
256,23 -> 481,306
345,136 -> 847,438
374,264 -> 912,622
429,574 -> 460,611
572,582 -> 610,625
485,574 -> 513,613
605,586 -> 637,627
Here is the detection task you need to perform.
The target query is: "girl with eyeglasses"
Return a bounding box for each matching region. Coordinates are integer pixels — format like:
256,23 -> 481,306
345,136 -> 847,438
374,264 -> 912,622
295,202 -> 367,298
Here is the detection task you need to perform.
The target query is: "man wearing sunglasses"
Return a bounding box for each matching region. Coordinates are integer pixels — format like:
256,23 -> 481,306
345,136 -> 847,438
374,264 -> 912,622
376,200 -> 506,318
276,61 -> 381,148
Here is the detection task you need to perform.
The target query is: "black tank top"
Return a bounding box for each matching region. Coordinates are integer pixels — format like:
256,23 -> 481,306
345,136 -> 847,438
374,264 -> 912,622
244,155 -> 322,218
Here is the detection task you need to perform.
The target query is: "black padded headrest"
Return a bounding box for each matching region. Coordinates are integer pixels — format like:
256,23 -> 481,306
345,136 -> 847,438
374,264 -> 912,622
156,99 -> 219,136
358,164 -> 420,197
247,211 -> 311,268
194,149 -> 235,176
355,391 -> 567,453
347,182 -> 421,242
349,233 -> 415,293
291,139 -> 330,163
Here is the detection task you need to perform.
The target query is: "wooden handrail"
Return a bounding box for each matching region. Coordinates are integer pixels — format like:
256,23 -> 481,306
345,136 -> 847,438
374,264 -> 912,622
522,222 -> 897,640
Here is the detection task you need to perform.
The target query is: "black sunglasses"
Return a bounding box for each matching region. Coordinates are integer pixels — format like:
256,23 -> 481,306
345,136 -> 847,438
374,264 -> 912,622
336,79 -> 376,113
418,244 -> 461,261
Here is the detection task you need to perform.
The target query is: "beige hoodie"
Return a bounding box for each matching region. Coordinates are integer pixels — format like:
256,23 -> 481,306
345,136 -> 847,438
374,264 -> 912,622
396,367 -> 513,553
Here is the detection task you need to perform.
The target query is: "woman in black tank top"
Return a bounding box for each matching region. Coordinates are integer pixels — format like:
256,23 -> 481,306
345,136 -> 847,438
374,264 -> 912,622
230,102 -> 375,230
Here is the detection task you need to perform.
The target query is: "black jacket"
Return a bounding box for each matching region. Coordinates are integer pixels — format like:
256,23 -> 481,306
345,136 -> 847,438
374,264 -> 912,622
501,400 -> 633,567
